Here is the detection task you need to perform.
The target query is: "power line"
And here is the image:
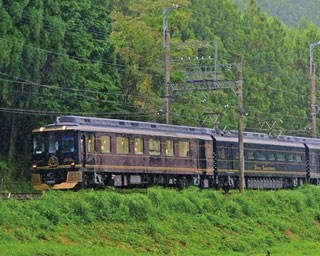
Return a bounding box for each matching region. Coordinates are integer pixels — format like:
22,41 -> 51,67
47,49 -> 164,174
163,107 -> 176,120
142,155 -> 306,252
0,71 -> 152,104
0,3 -> 110,41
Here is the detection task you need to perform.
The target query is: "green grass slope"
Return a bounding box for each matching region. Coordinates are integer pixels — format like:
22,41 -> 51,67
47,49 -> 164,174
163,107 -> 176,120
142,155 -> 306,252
0,186 -> 320,255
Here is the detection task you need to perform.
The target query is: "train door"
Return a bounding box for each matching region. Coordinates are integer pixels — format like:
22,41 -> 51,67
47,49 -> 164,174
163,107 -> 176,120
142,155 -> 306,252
199,140 -> 207,172
80,133 -> 86,167
79,133 -> 96,166
304,144 -> 320,184
215,141 -> 233,171
225,142 -> 235,171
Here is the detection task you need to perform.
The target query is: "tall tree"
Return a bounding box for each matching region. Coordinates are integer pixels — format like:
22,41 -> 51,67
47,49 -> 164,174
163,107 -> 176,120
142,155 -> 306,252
0,0 -> 121,177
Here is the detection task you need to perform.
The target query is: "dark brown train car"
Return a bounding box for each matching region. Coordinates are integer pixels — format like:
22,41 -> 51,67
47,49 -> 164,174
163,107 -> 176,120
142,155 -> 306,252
31,116 -> 214,190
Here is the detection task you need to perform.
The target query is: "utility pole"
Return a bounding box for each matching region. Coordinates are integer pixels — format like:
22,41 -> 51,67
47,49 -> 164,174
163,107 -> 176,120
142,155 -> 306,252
237,54 -> 245,193
164,26 -> 170,124
310,41 -> 320,75
311,62 -> 317,137
163,5 -> 179,124
310,41 -> 320,137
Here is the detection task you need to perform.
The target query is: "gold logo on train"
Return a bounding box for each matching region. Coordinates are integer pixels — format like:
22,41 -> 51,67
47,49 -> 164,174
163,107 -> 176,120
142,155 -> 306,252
48,156 -> 59,168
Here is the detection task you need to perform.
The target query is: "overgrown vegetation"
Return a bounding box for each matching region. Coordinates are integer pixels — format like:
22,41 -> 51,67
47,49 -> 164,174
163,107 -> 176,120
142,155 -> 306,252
0,158 -> 32,192
0,186 -> 320,255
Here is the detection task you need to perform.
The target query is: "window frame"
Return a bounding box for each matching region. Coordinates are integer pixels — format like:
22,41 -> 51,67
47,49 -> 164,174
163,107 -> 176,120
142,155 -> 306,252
149,138 -> 161,156
100,135 -> 111,154
116,136 -> 129,154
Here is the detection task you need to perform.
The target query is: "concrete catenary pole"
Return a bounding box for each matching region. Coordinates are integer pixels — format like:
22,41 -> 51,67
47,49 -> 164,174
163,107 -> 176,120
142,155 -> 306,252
237,54 -> 245,192
310,41 -> 320,137
311,62 -> 317,138
163,5 -> 179,124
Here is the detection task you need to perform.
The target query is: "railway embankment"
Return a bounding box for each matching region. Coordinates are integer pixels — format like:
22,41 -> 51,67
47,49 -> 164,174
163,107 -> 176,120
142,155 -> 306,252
0,186 -> 320,255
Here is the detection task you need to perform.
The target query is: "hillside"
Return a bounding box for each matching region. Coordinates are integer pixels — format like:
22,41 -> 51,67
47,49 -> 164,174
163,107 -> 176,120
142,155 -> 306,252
0,186 -> 320,255
235,0 -> 320,26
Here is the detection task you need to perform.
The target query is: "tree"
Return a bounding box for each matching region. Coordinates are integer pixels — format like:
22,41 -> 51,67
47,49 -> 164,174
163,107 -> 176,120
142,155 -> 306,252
0,0 -> 121,177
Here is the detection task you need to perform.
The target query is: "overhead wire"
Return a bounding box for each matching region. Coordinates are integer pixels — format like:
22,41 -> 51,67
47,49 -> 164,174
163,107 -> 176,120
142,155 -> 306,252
0,3 -> 110,41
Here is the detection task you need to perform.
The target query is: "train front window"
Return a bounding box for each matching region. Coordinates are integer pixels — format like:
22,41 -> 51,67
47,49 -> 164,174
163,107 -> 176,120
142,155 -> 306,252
33,134 -> 44,154
62,134 -> 75,153
48,134 -> 60,153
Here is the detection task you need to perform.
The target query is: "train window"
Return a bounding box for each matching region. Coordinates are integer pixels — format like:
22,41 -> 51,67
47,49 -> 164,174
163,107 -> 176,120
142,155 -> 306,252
287,154 -> 294,162
219,149 -> 226,159
87,135 -> 95,153
295,155 -> 303,162
256,152 -> 266,160
268,152 -> 275,161
134,138 -> 144,154
116,136 -> 129,154
101,136 -> 111,153
149,139 -> 160,155
310,154 -> 316,164
48,133 -> 59,153
179,141 -> 190,157
166,140 -> 174,156
33,134 -> 44,154
247,151 -> 254,160
62,134 -> 75,152
277,153 -> 285,161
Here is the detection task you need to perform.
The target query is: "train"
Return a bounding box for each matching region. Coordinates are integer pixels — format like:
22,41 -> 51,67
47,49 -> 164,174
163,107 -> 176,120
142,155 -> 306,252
31,115 -> 320,191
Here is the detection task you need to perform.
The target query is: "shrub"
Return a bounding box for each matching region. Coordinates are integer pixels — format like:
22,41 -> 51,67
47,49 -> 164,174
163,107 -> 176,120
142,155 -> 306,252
126,193 -> 152,221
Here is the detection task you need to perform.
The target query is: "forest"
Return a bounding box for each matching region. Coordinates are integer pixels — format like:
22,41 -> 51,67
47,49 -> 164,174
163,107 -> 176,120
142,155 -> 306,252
237,0 -> 320,27
0,0 -> 320,182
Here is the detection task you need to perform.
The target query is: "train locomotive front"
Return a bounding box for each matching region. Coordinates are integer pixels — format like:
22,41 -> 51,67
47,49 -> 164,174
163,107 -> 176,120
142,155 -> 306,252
32,125 -> 82,190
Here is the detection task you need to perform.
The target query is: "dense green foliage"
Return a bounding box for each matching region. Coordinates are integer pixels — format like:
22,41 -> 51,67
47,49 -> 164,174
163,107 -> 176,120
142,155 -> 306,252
0,0 -> 320,180
235,0 -> 320,27
0,186 -> 320,255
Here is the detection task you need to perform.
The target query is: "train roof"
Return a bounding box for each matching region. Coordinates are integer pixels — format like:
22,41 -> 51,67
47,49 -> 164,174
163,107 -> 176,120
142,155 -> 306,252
33,115 -> 320,147
53,115 -> 216,136
33,115 -> 215,140
39,116 -> 268,138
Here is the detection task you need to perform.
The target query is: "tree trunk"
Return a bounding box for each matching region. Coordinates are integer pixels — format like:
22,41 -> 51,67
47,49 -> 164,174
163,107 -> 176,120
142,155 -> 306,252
8,116 -> 17,166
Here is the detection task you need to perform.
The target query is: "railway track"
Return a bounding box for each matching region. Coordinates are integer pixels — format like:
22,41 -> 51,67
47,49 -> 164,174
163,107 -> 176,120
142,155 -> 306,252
0,192 -> 42,200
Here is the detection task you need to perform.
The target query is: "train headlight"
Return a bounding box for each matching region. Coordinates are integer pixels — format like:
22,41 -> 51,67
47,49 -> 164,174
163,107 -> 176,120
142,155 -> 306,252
32,164 -> 37,169
70,162 -> 75,169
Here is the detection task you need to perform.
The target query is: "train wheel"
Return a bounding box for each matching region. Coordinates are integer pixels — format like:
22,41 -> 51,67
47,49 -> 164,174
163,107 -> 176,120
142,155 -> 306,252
222,185 -> 230,194
178,176 -> 188,189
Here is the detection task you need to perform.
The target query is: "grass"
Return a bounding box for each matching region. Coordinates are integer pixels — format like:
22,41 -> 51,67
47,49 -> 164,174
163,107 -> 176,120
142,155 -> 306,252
0,185 -> 320,255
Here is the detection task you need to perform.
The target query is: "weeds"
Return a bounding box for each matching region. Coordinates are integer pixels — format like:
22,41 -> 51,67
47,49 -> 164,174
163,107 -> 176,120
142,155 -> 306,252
0,186 -> 320,255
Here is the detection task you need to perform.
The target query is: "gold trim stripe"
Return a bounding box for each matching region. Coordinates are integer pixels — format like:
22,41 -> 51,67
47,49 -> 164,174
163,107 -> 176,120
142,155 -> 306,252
218,168 -> 308,176
84,164 -> 206,174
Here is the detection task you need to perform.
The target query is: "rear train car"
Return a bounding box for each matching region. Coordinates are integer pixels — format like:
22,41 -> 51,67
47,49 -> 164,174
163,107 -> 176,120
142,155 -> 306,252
212,132 -> 309,191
